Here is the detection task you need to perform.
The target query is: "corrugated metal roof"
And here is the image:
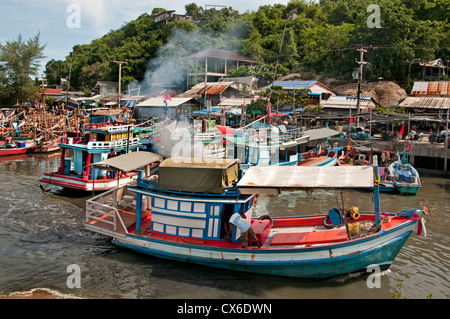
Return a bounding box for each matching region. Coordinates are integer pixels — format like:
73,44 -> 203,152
197,85 -> 229,95
411,81 -> 450,95
268,80 -> 317,90
266,81 -> 337,94
178,82 -> 235,99
398,96 -> 450,109
321,95 -> 374,109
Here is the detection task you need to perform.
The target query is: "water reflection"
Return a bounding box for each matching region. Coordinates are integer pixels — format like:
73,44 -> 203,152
0,153 -> 448,299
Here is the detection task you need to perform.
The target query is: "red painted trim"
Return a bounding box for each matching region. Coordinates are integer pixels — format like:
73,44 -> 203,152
0,148 -> 29,156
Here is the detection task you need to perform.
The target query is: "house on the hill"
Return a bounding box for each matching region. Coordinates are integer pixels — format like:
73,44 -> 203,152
320,95 -> 376,113
136,96 -> 199,119
178,81 -> 252,108
152,10 -> 193,28
184,49 -> 257,88
94,81 -> 118,96
418,59 -> 449,80
266,80 -> 337,105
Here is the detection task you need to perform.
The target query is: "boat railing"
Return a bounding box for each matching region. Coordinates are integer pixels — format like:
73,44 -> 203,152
86,186 -> 129,234
87,137 -> 140,150
194,131 -> 222,141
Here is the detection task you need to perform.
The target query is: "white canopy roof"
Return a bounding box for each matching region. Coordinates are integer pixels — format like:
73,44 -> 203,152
137,97 -> 193,107
301,127 -> 341,140
237,166 -> 374,194
91,151 -> 162,172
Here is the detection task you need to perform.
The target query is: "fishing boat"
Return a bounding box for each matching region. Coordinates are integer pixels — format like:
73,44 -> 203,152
224,126 -> 341,171
39,123 -> 146,192
34,135 -> 61,153
0,138 -> 35,157
387,152 -> 422,195
297,144 -> 340,166
85,154 -> 427,279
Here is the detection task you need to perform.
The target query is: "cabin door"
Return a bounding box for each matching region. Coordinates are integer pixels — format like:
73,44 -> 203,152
205,204 -> 221,240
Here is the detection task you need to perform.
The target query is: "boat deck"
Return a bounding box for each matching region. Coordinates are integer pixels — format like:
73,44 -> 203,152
298,156 -> 330,166
86,202 -> 407,249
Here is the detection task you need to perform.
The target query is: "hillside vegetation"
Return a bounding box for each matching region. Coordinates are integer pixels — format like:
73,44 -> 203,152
45,0 -> 449,96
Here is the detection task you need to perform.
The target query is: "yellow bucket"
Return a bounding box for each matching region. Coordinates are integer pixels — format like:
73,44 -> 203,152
348,222 -> 360,235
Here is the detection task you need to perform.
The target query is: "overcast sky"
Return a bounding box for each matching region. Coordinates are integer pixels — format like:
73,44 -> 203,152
0,0 -> 291,74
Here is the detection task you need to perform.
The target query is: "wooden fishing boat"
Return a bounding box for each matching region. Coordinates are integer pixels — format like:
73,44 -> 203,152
85,154 -> 427,279
297,145 -> 340,166
39,123 -> 146,192
0,139 -> 35,157
34,136 -> 61,153
387,152 -> 422,195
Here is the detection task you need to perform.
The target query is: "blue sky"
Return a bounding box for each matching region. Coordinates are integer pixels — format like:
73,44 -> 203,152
0,0 -> 291,75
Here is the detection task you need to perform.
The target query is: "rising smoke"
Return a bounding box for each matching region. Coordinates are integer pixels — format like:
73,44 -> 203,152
133,22 -> 249,160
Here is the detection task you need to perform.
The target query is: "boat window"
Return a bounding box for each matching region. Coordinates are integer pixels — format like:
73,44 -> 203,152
178,227 -> 190,236
179,201 -> 191,212
193,202 -> 205,213
210,205 -> 220,216
154,197 -> 165,209
167,200 -> 178,210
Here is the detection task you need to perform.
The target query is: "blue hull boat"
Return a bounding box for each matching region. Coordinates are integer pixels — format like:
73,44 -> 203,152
85,155 -> 427,279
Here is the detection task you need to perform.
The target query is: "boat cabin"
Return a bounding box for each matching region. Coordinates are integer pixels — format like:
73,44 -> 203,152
128,158 -> 256,244
38,123 -> 141,190
60,124 -> 140,178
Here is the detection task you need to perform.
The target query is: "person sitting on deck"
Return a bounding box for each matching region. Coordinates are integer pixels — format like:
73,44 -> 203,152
229,211 -> 260,248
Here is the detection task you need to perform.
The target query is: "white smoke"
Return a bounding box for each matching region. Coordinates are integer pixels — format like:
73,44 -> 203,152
128,24 -> 244,96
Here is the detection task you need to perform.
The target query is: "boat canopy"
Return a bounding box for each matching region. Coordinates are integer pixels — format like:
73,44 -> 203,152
237,166 -> 374,194
90,151 -> 162,172
301,127 -> 341,140
156,158 -> 239,194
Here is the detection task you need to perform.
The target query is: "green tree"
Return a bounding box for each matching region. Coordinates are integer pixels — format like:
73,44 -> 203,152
0,33 -> 46,104
45,59 -> 70,87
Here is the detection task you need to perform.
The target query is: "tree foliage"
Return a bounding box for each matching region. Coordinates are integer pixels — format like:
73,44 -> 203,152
42,0 -> 449,95
0,33 -> 46,104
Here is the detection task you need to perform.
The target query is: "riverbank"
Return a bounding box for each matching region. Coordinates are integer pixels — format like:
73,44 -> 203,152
0,288 -> 82,299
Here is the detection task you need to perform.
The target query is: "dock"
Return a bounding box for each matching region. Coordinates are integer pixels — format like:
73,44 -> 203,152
323,137 -> 449,172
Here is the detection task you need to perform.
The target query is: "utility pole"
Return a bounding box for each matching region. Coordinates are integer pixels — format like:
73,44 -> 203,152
113,60 -> 127,108
64,51 -> 74,112
356,46 -> 367,126
41,75 -> 45,109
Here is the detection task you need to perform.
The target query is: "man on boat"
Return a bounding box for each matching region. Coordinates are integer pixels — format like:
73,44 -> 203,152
229,211 -> 261,248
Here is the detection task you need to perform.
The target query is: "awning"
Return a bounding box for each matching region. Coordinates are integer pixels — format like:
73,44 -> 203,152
302,127 -> 341,140
237,166 -> 374,194
91,151 -> 162,172
156,158 -> 239,193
